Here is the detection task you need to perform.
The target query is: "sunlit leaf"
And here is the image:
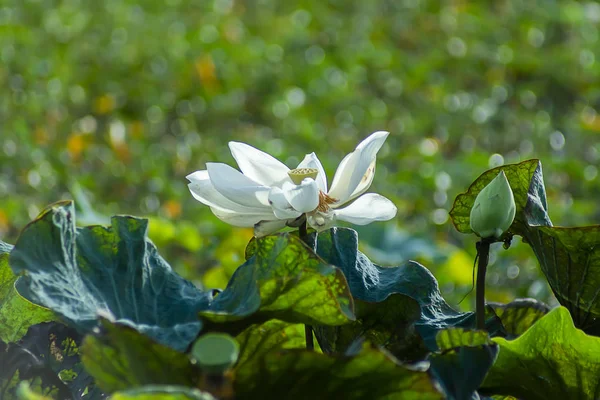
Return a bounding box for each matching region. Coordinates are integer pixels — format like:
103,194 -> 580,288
488,298 -> 549,338
200,233 -> 355,328
0,246 -> 55,343
435,328 -> 491,350
482,307 -> 600,400
236,320 -> 307,371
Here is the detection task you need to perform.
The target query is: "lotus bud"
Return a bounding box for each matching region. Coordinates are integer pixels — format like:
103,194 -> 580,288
191,333 -> 239,374
469,171 -> 516,239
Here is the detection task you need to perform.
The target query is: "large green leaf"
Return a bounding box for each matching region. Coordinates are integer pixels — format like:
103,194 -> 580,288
312,228 -> 500,350
0,322 -> 103,400
450,160 -> 600,333
429,329 -> 498,400
488,298 -> 549,338
435,328 -> 491,349
235,320 -> 442,399
520,225 -> 600,333
200,232 -> 355,327
483,307 -> 600,399
81,319 -> 201,394
9,201 -> 214,351
235,339 -> 442,400
0,252 -> 55,343
314,294 -> 429,362
236,320 -> 307,371
111,386 -> 216,400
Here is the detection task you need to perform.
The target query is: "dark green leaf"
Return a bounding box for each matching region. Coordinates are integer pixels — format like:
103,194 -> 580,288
488,299 -> 549,338
110,385 -> 217,400
312,228 -> 501,350
9,201 -> 214,351
200,232 -> 355,328
235,320 -> 441,399
518,225 -> 600,333
314,294 -> 428,362
482,307 -> 600,400
81,318 -> 201,394
429,329 -> 498,400
0,252 -> 55,343
235,341 -> 442,400
0,322 -> 103,400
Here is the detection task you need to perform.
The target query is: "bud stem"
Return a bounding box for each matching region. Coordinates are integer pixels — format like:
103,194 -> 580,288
476,239 -> 492,330
299,219 -> 308,239
298,218 -> 315,351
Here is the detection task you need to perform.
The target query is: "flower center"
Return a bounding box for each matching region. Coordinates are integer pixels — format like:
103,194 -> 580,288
317,191 -> 337,212
288,168 -> 318,185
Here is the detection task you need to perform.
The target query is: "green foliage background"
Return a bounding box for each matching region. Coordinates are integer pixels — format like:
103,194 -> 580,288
2,0 -> 600,307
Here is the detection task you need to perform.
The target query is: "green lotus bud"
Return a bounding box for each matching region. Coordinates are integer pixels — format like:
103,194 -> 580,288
469,170 -> 516,239
191,333 -> 239,374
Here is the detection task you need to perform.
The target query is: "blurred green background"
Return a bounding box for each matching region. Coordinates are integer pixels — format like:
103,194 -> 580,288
2,0 -> 600,309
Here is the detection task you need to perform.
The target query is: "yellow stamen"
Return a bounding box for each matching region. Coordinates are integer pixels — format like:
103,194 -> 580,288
317,191 -> 337,212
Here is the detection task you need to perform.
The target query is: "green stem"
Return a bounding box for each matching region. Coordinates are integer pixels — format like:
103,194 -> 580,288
299,219 -> 308,239
298,218 -> 314,350
476,239 -> 491,330
304,324 -> 314,350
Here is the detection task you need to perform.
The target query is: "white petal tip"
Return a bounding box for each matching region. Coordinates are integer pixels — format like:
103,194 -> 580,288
367,131 -> 390,142
185,170 -> 205,181
372,130 -> 390,136
228,141 -> 244,150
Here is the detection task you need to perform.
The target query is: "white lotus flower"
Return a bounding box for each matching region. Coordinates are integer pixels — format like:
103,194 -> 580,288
186,131 -> 397,237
